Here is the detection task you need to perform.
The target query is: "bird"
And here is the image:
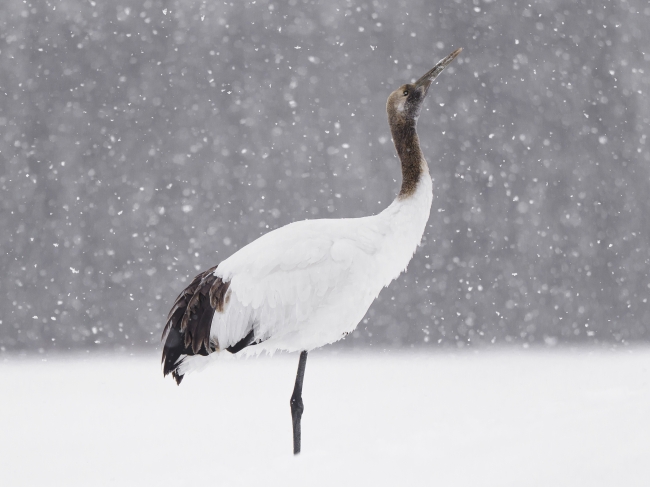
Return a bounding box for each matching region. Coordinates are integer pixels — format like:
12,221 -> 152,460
161,48 -> 462,455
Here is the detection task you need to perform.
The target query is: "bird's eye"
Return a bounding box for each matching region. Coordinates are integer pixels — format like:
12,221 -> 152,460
403,90 -> 409,96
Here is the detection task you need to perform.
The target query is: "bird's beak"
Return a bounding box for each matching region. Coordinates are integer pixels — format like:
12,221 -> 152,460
414,47 -> 463,95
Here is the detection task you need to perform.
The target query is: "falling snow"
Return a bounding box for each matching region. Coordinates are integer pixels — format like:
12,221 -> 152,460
1,0 -> 649,352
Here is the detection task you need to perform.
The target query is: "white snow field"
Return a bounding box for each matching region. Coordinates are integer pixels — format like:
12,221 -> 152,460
1,348 -> 649,486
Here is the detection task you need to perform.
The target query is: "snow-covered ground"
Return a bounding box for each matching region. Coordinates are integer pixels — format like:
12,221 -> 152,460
1,348 -> 649,486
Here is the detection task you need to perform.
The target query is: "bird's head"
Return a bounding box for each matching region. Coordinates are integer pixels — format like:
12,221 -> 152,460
387,48 -> 462,124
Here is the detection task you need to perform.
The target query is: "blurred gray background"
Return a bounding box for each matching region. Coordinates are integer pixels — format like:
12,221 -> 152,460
1,0 -> 649,353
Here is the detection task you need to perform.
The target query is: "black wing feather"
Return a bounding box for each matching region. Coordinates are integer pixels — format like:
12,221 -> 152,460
161,264 -> 266,385
161,265 -> 227,385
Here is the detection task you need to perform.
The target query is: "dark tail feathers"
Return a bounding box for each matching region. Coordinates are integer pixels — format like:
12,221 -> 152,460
161,265 -> 230,385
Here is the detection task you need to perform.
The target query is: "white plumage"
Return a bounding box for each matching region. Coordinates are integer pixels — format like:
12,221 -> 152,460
179,169 -> 432,374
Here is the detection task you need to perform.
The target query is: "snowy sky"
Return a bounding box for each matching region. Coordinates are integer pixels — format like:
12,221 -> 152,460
1,0 -> 649,352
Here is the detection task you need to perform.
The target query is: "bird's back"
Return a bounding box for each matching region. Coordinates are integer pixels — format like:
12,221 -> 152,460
213,215 -> 390,353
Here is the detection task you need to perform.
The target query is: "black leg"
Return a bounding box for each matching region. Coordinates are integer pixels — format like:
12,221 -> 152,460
290,350 -> 308,455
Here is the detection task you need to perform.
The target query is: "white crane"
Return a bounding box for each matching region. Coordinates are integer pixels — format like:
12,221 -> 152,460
162,48 -> 462,455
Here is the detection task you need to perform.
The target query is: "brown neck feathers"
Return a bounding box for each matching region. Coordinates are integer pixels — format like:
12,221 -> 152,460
389,116 -> 425,199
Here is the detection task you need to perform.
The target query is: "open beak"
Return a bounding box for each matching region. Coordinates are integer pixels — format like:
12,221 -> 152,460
414,47 -> 463,95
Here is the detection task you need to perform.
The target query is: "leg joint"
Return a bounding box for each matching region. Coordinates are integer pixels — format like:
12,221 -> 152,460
290,395 -> 304,414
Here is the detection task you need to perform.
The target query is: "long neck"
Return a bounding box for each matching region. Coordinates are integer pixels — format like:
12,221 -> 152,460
390,118 -> 427,199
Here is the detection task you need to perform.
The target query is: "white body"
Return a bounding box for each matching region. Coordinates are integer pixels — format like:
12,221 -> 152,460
179,168 -> 432,374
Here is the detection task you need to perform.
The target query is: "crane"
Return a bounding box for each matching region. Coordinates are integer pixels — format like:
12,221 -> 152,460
161,48 -> 462,455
